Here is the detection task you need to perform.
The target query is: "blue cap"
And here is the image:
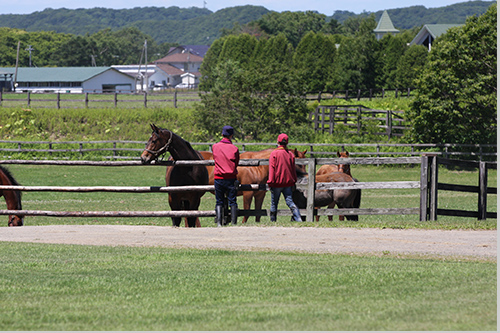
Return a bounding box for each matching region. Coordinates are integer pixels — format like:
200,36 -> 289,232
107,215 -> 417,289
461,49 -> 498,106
222,125 -> 234,136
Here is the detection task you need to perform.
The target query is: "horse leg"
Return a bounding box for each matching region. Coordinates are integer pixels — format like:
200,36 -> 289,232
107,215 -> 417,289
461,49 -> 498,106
326,202 -> 336,221
184,217 -> 201,228
253,191 -> 266,223
242,191 -> 253,223
172,217 -> 182,227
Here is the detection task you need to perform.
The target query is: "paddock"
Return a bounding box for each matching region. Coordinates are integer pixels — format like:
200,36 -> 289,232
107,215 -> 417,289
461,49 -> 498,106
0,155 -> 497,223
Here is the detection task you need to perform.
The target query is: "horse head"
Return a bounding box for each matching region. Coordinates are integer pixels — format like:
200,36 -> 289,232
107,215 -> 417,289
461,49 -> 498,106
141,124 -> 174,164
294,148 -> 308,174
337,150 -> 351,175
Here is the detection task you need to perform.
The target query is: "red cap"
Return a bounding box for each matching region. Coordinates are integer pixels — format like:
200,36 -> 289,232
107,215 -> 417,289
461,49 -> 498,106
277,133 -> 288,144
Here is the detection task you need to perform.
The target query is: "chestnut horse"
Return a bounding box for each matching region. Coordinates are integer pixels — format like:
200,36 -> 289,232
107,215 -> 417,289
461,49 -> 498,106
141,124 -> 208,228
0,165 -> 24,226
316,150 -> 355,221
293,169 -> 361,221
200,148 -> 307,223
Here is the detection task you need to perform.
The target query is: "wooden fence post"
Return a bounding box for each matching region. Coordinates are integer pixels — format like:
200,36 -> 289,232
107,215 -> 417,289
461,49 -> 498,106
174,91 -> 177,108
386,110 -> 392,139
114,92 -> 118,108
345,90 -> 349,100
306,158 -> 316,222
329,107 -> 334,135
27,91 -> 31,107
357,107 -> 362,135
143,92 -> 147,108
419,155 -> 429,221
429,155 -> 438,221
85,93 -> 89,108
478,161 -> 487,220
357,89 -> 361,101
57,92 -> 60,109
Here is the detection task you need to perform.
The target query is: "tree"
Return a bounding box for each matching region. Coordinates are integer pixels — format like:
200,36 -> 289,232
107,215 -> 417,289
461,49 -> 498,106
331,15 -> 379,90
394,44 -> 428,88
293,31 -> 337,92
407,4 -> 497,144
197,33 -> 308,140
256,11 -> 327,47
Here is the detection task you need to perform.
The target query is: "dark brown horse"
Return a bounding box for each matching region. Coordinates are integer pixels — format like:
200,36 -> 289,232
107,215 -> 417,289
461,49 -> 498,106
200,148 -> 307,223
316,150 -> 355,221
141,124 -> 208,228
293,169 -> 361,221
0,165 -> 24,226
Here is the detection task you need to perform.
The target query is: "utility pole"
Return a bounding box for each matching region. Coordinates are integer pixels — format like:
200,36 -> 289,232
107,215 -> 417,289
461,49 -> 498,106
25,45 -> 34,67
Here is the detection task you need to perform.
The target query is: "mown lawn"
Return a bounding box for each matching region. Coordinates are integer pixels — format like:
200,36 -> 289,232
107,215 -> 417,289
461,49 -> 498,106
0,242 -> 496,331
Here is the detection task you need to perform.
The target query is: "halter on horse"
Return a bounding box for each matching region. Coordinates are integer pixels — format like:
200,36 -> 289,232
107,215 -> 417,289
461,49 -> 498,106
0,166 -> 24,226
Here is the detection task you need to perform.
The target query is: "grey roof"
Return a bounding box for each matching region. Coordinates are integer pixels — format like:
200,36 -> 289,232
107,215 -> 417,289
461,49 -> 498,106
410,24 -> 463,45
373,10 -> 399,33
0,67 -> 126,82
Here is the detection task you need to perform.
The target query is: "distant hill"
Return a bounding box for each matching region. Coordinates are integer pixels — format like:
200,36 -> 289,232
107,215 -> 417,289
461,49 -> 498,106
330,1 -> 495,29
0,5 -> 270,44
0,1 -> 495,44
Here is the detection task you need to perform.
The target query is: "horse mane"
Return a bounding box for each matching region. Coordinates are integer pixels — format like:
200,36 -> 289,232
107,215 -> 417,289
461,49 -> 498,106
0,165 -> 23,206
0,165 -> 20,186
158,127 -> 201,160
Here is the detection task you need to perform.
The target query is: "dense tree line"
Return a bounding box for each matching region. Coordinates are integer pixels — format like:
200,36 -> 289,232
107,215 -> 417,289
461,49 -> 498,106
0,27 -> 176,67
197,4 -> 496,144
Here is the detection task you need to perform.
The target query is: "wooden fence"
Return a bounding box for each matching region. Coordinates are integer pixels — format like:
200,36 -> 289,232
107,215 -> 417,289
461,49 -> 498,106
0,140 -> 496,161
306,88 -> 414,102
0,88 -> 414,109
0,90 -> 201,109
0,156 -> 496,223
310,105 -> 407,139
420,155 -> 498,221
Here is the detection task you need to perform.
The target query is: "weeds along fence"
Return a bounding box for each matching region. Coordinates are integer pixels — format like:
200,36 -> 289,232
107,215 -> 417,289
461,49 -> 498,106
0,156 -> 496,222
310,105 -> 407,139
0,140 -> 496,162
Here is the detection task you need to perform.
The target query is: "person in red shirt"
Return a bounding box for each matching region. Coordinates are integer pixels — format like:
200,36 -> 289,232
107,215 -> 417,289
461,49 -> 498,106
267,133 -> 302,222
212,125 -> 240,226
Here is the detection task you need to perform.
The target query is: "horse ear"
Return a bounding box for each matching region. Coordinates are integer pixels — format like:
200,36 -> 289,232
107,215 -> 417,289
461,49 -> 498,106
337,151 -> 341,157
150,124 -> 158,133
302,150 -> 307,156
345,150 -> 349,156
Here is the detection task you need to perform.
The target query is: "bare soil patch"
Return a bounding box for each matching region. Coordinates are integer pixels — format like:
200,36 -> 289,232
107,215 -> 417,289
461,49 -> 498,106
1,225 -> 496,260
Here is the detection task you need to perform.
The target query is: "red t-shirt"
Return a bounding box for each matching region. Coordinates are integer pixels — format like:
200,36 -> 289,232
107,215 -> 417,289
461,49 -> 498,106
267,146 -> 297,188
213,138 -> 239,179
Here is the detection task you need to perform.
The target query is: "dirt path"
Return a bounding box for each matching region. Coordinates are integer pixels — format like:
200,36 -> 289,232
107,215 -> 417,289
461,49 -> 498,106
1,225 -> 496,259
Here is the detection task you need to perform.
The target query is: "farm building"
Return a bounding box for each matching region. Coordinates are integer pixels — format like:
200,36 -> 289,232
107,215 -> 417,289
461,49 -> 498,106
373,10 -> 399,40
0,67 -> 136,93
410,24 -> 463,51
113,45 -> 208,91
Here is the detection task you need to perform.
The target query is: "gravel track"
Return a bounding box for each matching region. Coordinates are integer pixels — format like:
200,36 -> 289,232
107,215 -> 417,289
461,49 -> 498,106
1,225 -> 496,260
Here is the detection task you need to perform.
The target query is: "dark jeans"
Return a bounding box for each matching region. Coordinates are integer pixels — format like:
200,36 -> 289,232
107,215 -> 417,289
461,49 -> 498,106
269,186 -> 298,212
214,178 -> 238,207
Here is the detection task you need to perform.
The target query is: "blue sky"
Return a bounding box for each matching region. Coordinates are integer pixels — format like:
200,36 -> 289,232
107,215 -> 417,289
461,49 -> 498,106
1,0 -> 484,15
